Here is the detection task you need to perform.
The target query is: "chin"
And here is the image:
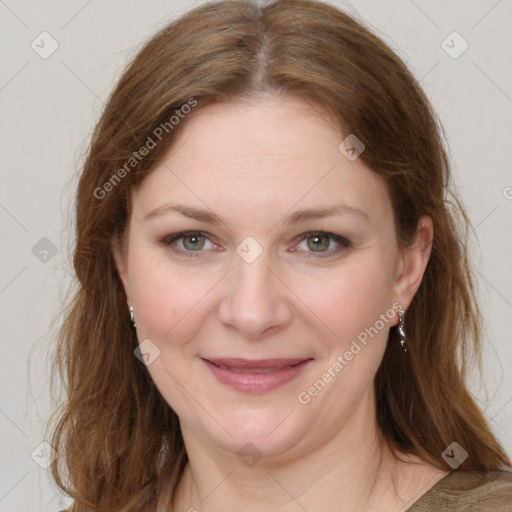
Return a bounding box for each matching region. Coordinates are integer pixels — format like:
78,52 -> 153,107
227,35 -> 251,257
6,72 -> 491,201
195,406 -> 309,460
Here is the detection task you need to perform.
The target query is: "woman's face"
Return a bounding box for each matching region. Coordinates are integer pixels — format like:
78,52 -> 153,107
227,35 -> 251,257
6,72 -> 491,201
115,96 -> 430,459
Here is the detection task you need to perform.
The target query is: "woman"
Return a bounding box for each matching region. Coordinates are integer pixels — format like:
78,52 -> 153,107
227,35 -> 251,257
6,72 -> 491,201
49,1 -> 512,510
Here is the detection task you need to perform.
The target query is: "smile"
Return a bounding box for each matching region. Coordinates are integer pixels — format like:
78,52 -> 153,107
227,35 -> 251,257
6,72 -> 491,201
202,357 -> 314,393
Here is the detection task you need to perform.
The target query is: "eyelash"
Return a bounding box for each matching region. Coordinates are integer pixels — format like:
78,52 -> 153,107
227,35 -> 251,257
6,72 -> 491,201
160,230 -> 352,259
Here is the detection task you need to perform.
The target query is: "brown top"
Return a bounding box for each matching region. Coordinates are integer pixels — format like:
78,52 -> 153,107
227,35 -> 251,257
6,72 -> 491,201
58,470 -> 512,511
405,469 -> 512,511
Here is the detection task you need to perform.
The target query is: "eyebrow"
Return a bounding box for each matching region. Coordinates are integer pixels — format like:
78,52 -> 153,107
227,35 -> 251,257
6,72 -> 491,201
143,202 -> 369,224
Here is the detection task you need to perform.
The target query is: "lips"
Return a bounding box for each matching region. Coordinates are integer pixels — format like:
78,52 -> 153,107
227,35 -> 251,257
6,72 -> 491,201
202,357 -> 313,393
205,358 -> 308,371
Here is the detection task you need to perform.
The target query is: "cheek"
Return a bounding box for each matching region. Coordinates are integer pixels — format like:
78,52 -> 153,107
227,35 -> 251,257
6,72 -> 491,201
297,263 -> 395,401
128,247 -> 211,414
132,265 -> 180,337
128,242 -> 202,341
295,257 -> 395,343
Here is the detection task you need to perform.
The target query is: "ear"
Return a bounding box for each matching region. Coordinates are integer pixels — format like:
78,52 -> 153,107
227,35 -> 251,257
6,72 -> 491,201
392,215 -> 433,321
112,235 -> 132,307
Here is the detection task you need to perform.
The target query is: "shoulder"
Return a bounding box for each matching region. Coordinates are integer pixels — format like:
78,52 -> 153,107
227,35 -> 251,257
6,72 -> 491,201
450,469 -> 512,510
407,469 -> 512,511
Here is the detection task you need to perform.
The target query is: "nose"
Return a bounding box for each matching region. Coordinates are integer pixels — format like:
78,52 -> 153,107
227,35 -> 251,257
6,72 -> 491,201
217,249 -> 293,340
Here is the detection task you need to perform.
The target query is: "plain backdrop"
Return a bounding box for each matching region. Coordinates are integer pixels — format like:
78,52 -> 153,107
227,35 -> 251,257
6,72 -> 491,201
1,0 -> 511,510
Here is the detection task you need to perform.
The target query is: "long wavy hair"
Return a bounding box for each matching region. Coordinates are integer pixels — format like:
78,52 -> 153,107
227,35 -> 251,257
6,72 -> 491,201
47,0 -> 511,510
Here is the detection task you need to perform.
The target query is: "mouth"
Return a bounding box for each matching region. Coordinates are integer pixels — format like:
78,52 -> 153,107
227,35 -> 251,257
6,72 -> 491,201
202,357 -> 314,393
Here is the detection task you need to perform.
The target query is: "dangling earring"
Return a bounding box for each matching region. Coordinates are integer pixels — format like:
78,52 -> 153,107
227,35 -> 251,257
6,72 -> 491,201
129,306 -> 137,328
398,309 -> 407,352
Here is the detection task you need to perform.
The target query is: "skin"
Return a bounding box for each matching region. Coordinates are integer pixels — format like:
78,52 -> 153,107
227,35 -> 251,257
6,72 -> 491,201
114,95 -> 447,511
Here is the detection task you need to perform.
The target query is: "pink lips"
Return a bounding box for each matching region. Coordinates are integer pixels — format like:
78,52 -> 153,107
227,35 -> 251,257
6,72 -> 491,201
202,357 -> 313,393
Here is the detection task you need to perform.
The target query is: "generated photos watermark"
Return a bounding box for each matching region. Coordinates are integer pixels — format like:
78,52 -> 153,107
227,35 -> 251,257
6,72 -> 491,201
297,301 -> 402,405
93,97 -> 198,200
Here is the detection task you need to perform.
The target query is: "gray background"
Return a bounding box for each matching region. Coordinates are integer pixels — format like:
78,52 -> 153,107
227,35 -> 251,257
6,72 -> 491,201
1,0 -> 511,510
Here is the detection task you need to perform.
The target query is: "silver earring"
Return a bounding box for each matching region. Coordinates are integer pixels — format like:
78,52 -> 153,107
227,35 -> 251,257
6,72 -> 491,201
398,309 -> 407,352
129,306 -> 137,328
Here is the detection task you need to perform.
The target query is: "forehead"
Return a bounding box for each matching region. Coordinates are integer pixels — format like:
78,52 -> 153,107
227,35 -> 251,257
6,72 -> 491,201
132,96 -> 393,227
162,96 -> 344,171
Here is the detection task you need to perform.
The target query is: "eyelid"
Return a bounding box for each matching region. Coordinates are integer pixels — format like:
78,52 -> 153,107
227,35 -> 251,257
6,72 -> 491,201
162,230 -> 213,245
162,230 -> 218,258
291,232 -> 352,257
161,230 -> 351,257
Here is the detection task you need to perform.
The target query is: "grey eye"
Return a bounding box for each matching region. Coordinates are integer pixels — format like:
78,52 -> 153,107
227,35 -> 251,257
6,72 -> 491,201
182,234 -> 207,250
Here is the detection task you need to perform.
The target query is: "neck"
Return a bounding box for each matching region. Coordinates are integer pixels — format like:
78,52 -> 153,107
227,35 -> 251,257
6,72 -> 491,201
171,388 -> 446,511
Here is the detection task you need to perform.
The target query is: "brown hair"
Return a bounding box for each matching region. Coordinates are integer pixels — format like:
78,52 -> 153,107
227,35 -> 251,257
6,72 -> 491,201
48,0 -> 510,510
